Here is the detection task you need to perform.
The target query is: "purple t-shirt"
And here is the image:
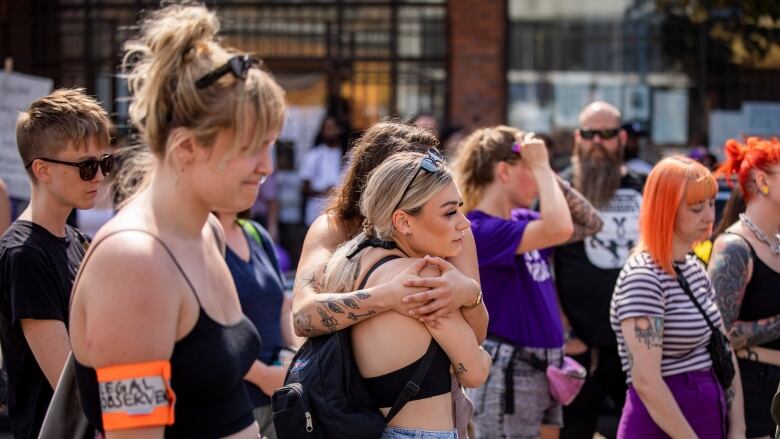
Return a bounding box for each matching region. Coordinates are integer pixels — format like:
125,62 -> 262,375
468,208 -> 564,348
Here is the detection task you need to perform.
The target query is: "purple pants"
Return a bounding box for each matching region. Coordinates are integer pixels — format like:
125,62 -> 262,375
617,369 -> 726,439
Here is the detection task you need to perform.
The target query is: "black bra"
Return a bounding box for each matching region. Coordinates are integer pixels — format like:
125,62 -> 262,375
354,252 -> 452,408
72,229 -> 261,437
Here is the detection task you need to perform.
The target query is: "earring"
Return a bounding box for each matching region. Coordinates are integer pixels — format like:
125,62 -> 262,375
762,186 -> 770,195
405,231 -> 412,237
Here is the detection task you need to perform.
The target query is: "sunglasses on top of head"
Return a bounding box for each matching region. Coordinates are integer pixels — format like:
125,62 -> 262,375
579,128 -> 620,140
195,55 -> 263,89
393,148 -> 445,212
25,154 -> 114,181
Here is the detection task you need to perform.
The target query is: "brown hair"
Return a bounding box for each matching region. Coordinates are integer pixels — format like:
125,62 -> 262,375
452,125 -> 522,212
327,119 -> 439,237
16,88 -> 111,179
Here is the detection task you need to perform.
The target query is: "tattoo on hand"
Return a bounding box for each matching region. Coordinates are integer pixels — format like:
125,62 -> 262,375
456,363 -> 468,374
634,317 -> 663,350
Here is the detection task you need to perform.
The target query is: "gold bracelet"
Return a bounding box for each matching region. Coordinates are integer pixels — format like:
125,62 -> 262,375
462,290 -> 483,310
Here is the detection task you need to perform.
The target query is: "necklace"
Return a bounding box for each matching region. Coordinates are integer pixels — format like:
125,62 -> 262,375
740,213 -> 780,255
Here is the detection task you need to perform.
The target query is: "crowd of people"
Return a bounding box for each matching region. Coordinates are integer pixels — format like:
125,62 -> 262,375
1,3 -> 780,439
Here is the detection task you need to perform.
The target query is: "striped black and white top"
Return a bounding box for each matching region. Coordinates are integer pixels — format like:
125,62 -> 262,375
610,251 -> 723,383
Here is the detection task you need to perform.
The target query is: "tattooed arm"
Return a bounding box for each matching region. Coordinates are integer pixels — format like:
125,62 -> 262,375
708,234 -> 769,349
556,175 -> 604,243
621,316 -> 697,438
292,215 -> 430,337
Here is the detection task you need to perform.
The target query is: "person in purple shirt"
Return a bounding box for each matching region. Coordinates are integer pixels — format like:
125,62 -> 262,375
452,126 -> 603,439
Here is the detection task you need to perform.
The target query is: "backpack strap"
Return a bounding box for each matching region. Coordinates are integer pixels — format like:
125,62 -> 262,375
385,340 -> 439,423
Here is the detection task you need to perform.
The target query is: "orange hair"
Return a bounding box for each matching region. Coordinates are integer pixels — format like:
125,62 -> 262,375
638,155 -> 717,275
717,137 -> 780,203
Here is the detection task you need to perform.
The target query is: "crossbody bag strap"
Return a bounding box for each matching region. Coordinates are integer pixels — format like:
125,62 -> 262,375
384,340 -> 440,423
674,266 -> 718,333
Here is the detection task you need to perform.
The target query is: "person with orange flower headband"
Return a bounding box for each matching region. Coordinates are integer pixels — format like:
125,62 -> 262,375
708,136 -> 780,438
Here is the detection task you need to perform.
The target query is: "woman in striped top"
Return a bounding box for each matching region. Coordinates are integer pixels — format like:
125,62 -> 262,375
610,156 -> 745,438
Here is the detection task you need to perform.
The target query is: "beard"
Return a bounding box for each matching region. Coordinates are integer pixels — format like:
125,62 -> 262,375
572,141 -> 623,209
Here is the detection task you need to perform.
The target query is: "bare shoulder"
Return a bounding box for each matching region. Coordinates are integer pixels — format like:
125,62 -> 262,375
711,232 -> 752,262
74,230 -> 182,367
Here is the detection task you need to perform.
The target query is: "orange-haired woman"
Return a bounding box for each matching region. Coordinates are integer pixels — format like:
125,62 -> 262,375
610,156 -> 744,438
708,136 -> 780,438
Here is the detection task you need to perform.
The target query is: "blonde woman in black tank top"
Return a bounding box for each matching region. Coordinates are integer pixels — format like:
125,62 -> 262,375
709,137 -> 780,438
68,4 -> 286,438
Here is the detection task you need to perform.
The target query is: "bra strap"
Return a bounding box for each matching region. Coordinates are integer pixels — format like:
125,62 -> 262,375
73,229 -> 202,307
357,255 -> 401,290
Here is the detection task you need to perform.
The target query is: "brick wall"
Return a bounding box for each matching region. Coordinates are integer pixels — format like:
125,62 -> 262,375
448,0 -> 507,129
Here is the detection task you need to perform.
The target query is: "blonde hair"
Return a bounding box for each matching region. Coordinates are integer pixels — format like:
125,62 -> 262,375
16,88 -> 111,180
453,125 -> 522,212
118,3 -> 286,198
322,152 -> 453,294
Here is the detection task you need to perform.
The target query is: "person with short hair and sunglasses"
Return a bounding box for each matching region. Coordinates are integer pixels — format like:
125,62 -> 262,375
553,101 -> 647,439
452,127 -> 602,439
0,87 -> 111,439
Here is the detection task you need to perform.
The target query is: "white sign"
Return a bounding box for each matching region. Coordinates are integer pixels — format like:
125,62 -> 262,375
0,72 -> 53,199
709,110 -> 743,161
742,102 -> 780,137
652,89 -> 688,145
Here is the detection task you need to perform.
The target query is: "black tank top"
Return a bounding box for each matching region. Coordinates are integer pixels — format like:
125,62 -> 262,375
72,230 -> 261,437
732,233 -> 780,350
356,255 -> 452,408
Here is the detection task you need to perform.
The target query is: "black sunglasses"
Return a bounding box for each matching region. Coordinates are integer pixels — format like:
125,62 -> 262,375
579,128 -> 620,140
25,154 -> 114,181
195,55 -> 262,89
393,148 -> 445,212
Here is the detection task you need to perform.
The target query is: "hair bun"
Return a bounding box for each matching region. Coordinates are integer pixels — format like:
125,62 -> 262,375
143,4 -> 218,55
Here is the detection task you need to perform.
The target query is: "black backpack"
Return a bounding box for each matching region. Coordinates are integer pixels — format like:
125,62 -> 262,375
272,255 -> 439,438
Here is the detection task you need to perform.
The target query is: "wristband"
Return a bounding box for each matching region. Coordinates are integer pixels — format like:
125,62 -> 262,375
462,290 -> 483,310
97,360 -> 176,430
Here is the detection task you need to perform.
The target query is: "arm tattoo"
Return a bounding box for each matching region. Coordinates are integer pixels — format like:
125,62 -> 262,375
706,235 -> 780,349
456,363 -> 468,374
626,345 -> 634,370
558,177 -> 604,243
708,235 -> 750,330
634,317 -> 663,350
293,311 -> 318,337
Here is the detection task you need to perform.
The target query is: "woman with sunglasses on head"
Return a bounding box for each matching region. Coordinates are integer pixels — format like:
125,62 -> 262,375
68,4 -> 285,438
291,121 -> 487,437
708,137 -> 780,438
452,126 -> 602,439
610,156 -> 744,438
320,150 -> 491,439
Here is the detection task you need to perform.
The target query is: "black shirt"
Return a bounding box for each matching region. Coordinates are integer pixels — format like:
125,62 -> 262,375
554,171 -> 645,347
0,220 -> 86,439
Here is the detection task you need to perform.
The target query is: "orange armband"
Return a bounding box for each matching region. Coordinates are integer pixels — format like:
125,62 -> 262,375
97,360 -> 176,431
